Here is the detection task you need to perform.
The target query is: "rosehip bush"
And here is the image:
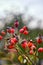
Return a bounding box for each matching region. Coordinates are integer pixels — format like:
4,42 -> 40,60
0,20 -> 43,65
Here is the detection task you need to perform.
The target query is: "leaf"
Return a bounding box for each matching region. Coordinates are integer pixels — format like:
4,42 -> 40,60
16,44 -> 26,54
18,55 -> 23,63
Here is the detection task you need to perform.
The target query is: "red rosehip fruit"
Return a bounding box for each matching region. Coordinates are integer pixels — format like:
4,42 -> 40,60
10,28 -> 15,34
1,31 -> 6,36
21,42 -> 27,49
38,48 -> 43,52
19,28 -> 24,33
7,28 -> 15,34
10,38 -> 15,45
13,37 -> 18,43
28,41 -> 33,48
23,30 -> 28,35
23,26 -> 28,30
36,38 -> 42,44
11,37 -> 18,44
0,35 -> 3,40
7,45 -> 14,49
14,20 -> 19,27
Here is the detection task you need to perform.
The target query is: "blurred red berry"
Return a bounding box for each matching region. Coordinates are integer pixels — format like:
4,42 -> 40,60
28,41 -> 33,48
11,37 -> 18,44
23,26 -> 28,30
7,45 -> 14,49
7,28 -> 15,34
21,41 -> 27,49
19,28 -> 24,33
10,28 -> 15,34
1,31 -> 6,36
13,37 -> 18,43
0,35 -> 3,40
14,20 -> 19,27
38,48 -> 43,52
36,38 -> 42,44
23,30 -> 28,35
29,50 -> 34,55
10,38 -> 15,45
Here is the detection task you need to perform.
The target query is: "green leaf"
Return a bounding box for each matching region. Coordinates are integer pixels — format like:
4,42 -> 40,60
18,55 -> 23,63
17,44 -> 26,54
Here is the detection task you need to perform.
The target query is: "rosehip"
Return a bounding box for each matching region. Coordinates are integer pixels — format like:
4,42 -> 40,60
13,37 -> 18,43
7,45 -> 14,49
1,31 -> 6,36
0,35 -> 3,40
38,48 -> 43,52
21,42 -> 27,49
23,30 -> 28,35
37,38 -> 42,44
23,26 -> 28,30
10,39 -> 15,45
14,20 -> 19,27
28,42 -> 33,48
11,37 -> 18,44
19,28 -> 24,33
7,28 -> 15,34
10,28 -> 15,34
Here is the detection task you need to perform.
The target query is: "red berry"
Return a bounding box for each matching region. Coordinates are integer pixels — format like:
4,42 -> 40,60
38,48 -> 43,52
10,28 -> 15,34
7,28 -> 15,34
19,28 -> 24,33
13,38 -> 18,43
29,50 -> 33,55
14,20 -> 19,27
10,38 -> 15,45
11,37 -> 18,44
23,26 -> 28,30
23,30 -> 28,35
0,35 -> 3,40
28,42 -> 33,48
21,42 -> 27,49
7,45 -> 14,49
37,38 -> 42,44
1,31 -> 6,35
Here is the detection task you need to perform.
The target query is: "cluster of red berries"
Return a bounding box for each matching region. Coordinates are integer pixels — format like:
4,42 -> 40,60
21,39 -> 36,55
19,26 -> 29,35
21,38 -> 43,54
0,20 -> 19,50
0,20 -> 43,55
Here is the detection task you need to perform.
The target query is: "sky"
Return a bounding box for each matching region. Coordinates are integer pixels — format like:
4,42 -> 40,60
0,0 -> 43,29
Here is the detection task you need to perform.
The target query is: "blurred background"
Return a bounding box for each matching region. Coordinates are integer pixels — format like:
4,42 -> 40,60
0,0 -> 43,30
